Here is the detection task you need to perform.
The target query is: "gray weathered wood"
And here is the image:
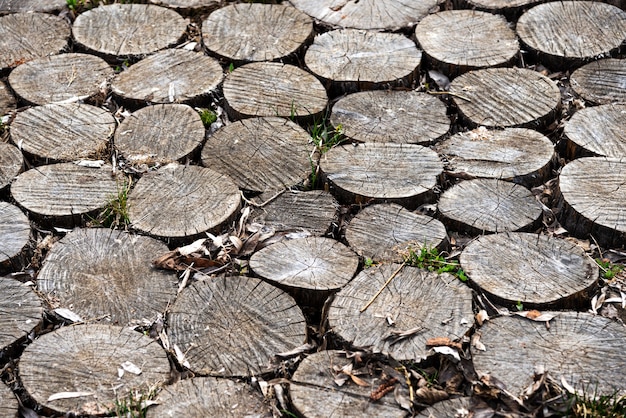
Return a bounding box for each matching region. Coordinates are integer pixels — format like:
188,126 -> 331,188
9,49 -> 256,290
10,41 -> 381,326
320,143 -> 443,209
149,0 -> 219,13
8,53 -> 113,106
414,10 -> 519,76
72,4 -> 188,59
465,0 -> 542,15
436,127 -> 555,187
416,397 -> 470,418
328,265 -> 474,360
563,104 -> 626,159
0,202 -> 30,273
0,142 -> 22,190
438,179 -> 543,234
111,49 -> 223,105
147,377 -> 272,418
114,104 -> 205,164
289,0 -> 437,30
344,203 -> 447,262
0,81 -> 15,116
290,350 -> 409,418
37,228 -> 178,326
0,0 -> 66,13
201,117 -> 312,194
472,312 -> 626,397
20,323 -> 170,415
556,157 -> 626,247
167,275 -> 307,376
449,67 -> 561,128
223,62 -> 327,120
0,382 -> 18,418
0,12 -> 69,70
0,276 -> 42,349
460,232 -> 598,308
516,2 -> 626,68
11,103 -> 115,162
129,163 -> 240,239
305,29 -> 422,95
570,58 -> 626,105
330,90 -> 449,145
202,3 -> 313,62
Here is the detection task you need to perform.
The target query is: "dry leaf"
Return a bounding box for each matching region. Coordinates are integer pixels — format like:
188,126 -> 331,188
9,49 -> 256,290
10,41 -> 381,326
414,386 -> 449,405
350,374 -> 369,387
178,238 -> 207,256
514,311 -> 557,322
426,337 -> 462,350
48,391 -> 94,401
475,309 -> 490,326
471,333 -> 486,351
54,308 -> 83,323
430,346 -> 461,362
276,343 -> 315,358
120,361 -> 142,375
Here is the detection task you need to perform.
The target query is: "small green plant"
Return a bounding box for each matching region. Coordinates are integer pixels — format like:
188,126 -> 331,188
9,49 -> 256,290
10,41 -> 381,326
560,390 -> 626,418
198,108 -> 217,127
595,258 -> 624,280
228,62 -> 235,73
516,300 -> 524,311
402,245 -> 467,282
91,180 -> 131,228
309,119 -> 344,154
114,387 -> 157,418
364,257 -> 375,268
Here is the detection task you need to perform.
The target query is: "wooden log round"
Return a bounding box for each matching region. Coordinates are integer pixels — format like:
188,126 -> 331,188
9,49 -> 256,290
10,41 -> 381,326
249,190 -> 338,235
516,2 -> 626,68
222,62 -> 327,120
37,228 -> 178,326
0,383 -> 18,418
305,29 -> 422,95
328,265 -> 474,361
0,13 -> 69,70
448,67 -> 561,128
148,0 -> 219,14
11,162 -> 118,226
290,350 -> 408,418
111,49 -> 223,105
436,127 -> 555,188
201,117 -> 312,194
11,103 -> 115,162
416,397 -> 470,418
0,202 -> 30,273
147,377 -> 272,418
19,323 -> 170,415
0,0 -> 66,13
414,10 -> 519,76
460,232 -> 598,309
114,104 -> 205,164
128,163 -> 240,239
0,142 -> 23,190
437,179 -> 543,234
556,157 -> 626,247
570,58 -> 626,105
0,276 -> 42,349
202,3 -> 313,62
289,0 -> 437,30
0,81 -> 16,116
472,312 -> 626,397
320,142 -> 443,209
167,275 -> 307,377
72,4 -> 188,59
344,202 -> 448,263
563,104 -> 626,159
8,53 -> 113,106
330,90 -> 449,145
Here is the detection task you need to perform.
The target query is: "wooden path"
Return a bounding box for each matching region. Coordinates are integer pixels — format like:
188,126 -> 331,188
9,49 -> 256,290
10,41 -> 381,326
0,0 -> 625,416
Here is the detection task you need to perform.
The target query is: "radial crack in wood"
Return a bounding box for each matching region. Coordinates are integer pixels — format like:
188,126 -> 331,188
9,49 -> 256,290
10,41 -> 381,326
0,202 -> 30,273
0,142 -> 23,191
0,276 -> 42,349
563,104 -> 626,159
570,58 -> 626,105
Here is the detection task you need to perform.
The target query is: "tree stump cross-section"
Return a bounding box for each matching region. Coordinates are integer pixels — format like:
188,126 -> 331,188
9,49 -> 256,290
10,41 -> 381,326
0,0 -> 66,13
562,104 -> 626,159
0,142 -> 23,191
570,58 -> 626,105
0,202 -> 31,273
0,276 -> 43,350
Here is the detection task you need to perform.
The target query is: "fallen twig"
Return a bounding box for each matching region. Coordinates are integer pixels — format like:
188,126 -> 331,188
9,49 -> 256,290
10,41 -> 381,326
360,262 -> 405,312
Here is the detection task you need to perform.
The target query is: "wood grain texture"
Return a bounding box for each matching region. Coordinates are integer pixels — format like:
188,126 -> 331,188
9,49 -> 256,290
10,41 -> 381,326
328,265 -> 473,360
0,202 -> 30,271
0,382 -> 18,418
0,0 -> 66,13
147,377 -> 272,418
0,12 -> 69,70
320,142 -> 443,209
250,236 -> 359,291
449,67 -> 561,128
415,397 -> 470,418
289,0 -> 437,30
167,275 -> 307,376
570,58 -> 626,105
517,2 -> 626,65
460,232 -> 598,308
149,0 -> 219,13
438,179 -> 543,234
128,163 -> 240,238
290,350 -> 408,418
472,312 -> 626,397
556,157 -> 626,247
72,4 -> 188,58
345,203 -> 447,262
37,228 -> 178,326
466,0 -> 541,13
114,104 -> 205,164
0,276 -> 42,349
415,10 -> 518,76
8,53 -> 113,106
330,90 -> 449,145
11,103 -> 115,162
0,81 -> 15,116
436,127 -> 554,187
0,142 -> 22,190
111,49 -> 223,104
223,62 -> 327,119
201,117 -> 312,194
20,323 -> 170,415
202,3 -> 313,62
563,104 -> 626,158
